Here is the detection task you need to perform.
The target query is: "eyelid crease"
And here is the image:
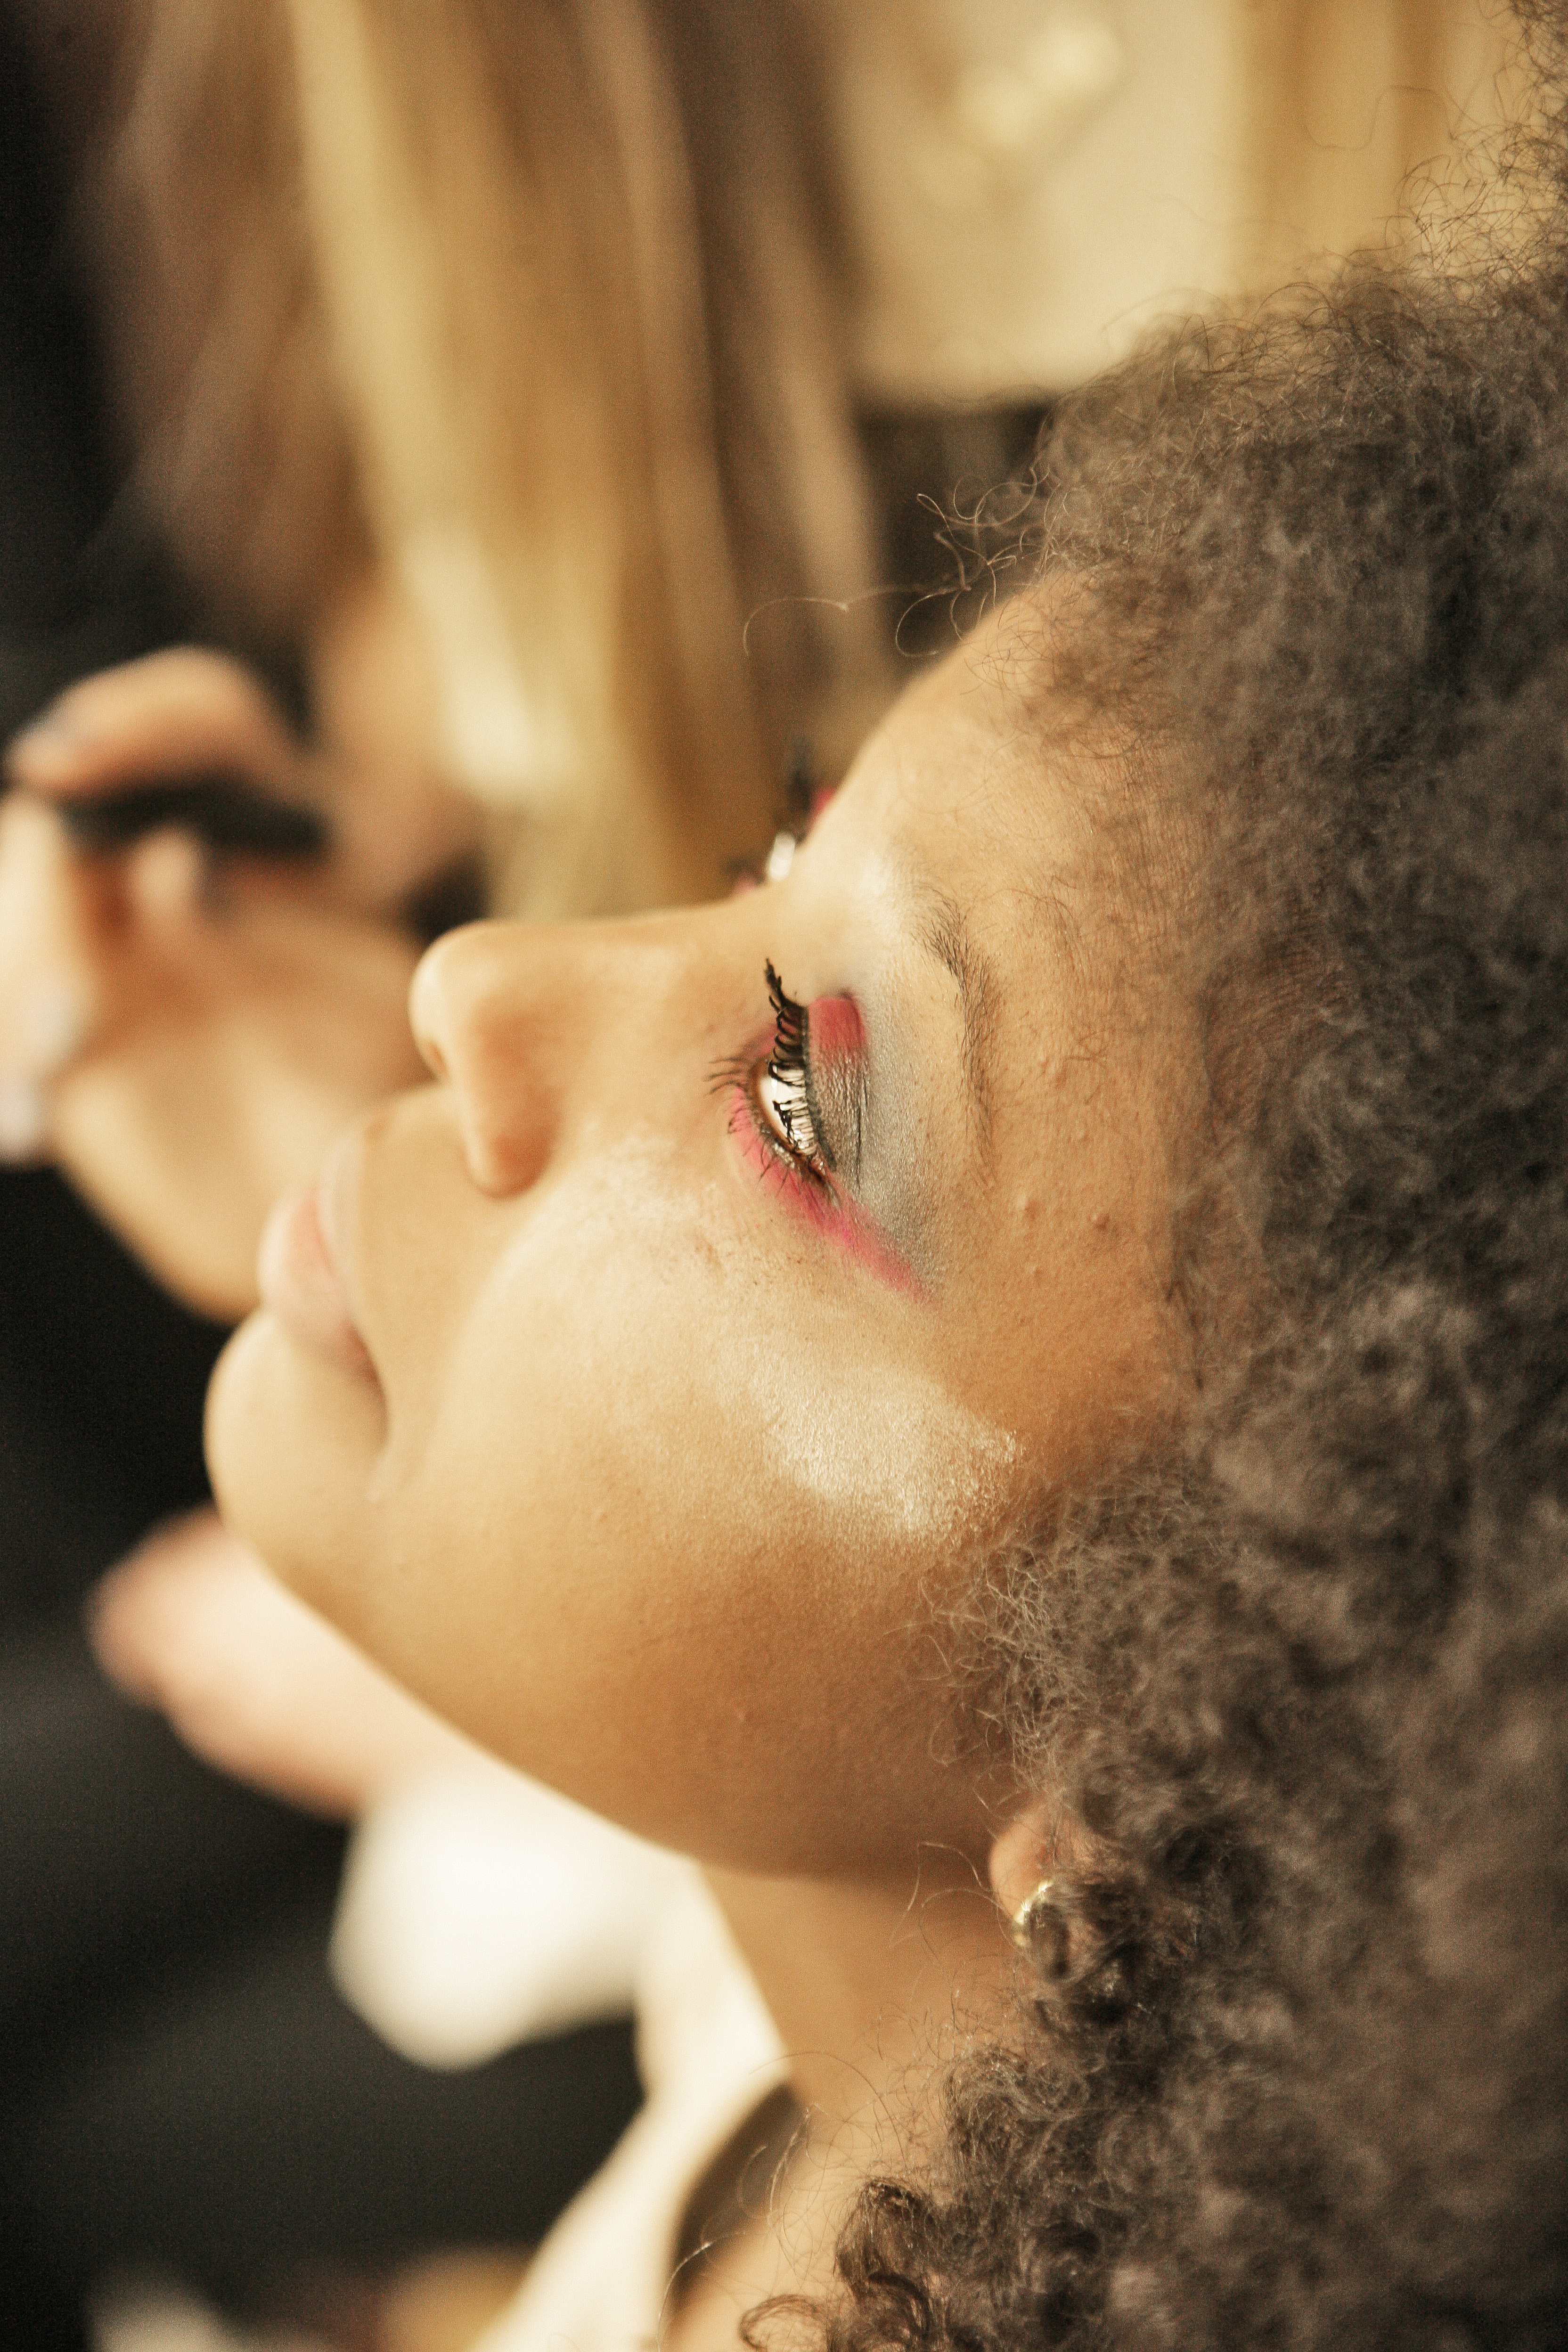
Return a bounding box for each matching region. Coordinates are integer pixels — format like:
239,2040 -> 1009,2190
801,1055 -> 843,1181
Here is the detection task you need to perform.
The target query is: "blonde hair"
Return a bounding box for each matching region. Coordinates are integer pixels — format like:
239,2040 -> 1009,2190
52,0 -> 884,913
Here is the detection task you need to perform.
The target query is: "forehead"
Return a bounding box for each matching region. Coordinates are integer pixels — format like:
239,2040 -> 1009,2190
828,618 -> 1142,1044
845,621 -> 1079,856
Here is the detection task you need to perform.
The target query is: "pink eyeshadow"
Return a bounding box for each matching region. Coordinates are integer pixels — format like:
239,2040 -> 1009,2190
729,1082 -> 924,1299
808,993 -> 865,1071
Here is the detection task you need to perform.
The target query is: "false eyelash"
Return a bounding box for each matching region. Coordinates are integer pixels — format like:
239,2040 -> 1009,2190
706,1053 -> 752,1098
762,962 -> 826,1168
705,965 -> 831,1183
702,968 -> 810,1104
765,961 -> 806,1079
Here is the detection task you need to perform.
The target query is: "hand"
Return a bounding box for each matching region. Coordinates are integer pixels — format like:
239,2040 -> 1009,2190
0,650 -> 462,1317
89,1509 -> 492,1818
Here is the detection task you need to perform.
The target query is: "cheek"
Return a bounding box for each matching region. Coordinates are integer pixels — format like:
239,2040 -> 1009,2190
356,1148 -> 1019,1870
958,1067 -> 1185,1466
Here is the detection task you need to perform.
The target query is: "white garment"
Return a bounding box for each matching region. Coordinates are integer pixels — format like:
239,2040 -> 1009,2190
471,1875 -> 787,2352
94,1796 -> 777,2352
328,1772 -> 786,2347
330,1769 -> 696,2067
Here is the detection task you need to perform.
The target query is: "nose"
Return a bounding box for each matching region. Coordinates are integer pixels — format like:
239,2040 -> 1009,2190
409,920 -> 593,1194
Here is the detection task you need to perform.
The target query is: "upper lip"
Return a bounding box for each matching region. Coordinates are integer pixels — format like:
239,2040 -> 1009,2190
315,1120 -> 369,1361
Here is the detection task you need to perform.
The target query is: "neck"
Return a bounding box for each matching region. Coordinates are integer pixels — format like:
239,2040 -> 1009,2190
707,1847 -> 1014,2182
664,1854 -> 1014,2344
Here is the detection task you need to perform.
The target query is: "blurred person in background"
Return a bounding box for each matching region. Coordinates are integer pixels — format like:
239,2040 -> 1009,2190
0,1 -> 1523,2347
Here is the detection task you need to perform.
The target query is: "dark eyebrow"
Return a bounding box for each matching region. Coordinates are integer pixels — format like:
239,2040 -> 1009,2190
915,885 -> 998,1159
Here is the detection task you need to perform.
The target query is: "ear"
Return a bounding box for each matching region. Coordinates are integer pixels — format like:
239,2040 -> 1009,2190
987,1796 -> 1066,1922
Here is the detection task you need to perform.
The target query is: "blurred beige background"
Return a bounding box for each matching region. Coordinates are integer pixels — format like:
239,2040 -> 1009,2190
817,0 -> 1521,400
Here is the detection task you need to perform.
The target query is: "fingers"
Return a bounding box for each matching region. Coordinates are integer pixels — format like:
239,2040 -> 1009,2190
5,648 -> 399,915
6,645 -> 303,802
123,823 -> 209,931
0,790 -> 216,1169
8,645 -> 487,919
87,1507 -> 246,1705
0,795 -> 102,1160
0,802 -> 204,1045
87,1509 -> 474,1818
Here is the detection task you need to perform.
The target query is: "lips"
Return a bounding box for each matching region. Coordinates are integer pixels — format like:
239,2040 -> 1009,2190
257,1174 -> 375,1380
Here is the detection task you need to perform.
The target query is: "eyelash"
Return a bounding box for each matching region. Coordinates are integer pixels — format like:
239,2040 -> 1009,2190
758,962 -> 828,1177
709,963 -> 831,1189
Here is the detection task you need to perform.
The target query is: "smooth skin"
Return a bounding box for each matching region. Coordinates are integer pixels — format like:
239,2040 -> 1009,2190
207,601 -> 1197,2331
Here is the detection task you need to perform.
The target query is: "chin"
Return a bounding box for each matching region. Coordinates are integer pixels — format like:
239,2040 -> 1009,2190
205,1307 -> 386,1615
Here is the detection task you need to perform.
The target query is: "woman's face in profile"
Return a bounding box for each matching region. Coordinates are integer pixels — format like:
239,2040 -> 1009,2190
208,609 -> 1193,1873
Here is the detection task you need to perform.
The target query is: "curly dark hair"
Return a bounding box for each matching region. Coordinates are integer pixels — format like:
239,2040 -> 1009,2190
798,12 -> 1568,2347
